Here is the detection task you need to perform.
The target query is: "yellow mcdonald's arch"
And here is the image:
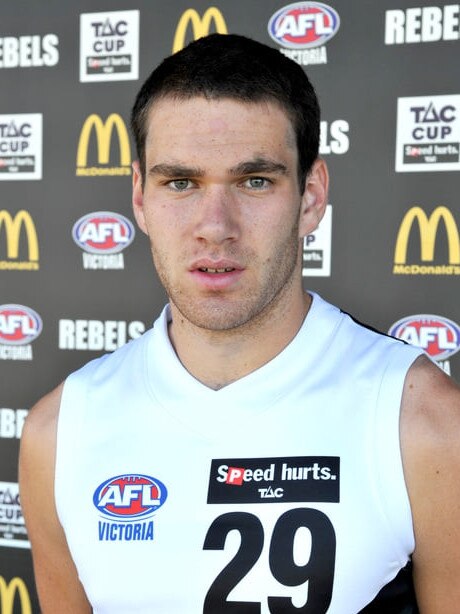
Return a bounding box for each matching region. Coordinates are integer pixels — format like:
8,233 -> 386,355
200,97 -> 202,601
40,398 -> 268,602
76,113 -> 131,168
173,7 -> 227,53
394,206 -> 460,264
0,210 -> 39,261
0,576 -> 32,614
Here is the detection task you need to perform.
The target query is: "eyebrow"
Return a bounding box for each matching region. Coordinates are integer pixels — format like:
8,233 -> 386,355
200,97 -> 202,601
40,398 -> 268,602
148,163 -> 204,178
229,157 -> 289,177
148,157 -> 289,179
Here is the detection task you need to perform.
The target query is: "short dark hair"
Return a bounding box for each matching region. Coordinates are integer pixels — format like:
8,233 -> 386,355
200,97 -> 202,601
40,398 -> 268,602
131,33 -> 320,190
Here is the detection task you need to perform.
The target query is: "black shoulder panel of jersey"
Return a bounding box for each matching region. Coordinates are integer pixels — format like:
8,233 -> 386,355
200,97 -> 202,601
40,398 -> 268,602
340,309 -> 406,345
358,562 -> 419,613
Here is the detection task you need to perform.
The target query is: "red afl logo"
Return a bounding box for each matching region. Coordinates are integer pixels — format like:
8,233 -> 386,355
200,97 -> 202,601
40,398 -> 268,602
268,2 -> 340,49
72,211 -> 135,254
0,304 -> 43,345
389,315 -> 460,361
93,474 -> 167,520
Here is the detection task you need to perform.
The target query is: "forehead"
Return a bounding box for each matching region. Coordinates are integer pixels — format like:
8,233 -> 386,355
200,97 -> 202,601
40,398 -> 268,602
144,96 -> 297,162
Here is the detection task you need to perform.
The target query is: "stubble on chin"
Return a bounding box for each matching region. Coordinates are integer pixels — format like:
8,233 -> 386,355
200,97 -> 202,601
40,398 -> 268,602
163,253 -> 301,337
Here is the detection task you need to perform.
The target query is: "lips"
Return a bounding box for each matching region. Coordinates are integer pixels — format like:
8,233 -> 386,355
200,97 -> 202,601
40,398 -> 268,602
190,260 -> 244,289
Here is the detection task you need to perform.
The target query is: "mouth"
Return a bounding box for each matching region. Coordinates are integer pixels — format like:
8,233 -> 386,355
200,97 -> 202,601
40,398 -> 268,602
198,267 -> 235,274
190,262 -> 243,289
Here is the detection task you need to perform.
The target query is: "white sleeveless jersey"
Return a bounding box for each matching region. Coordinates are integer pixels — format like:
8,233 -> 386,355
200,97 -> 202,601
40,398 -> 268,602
55,293 -> 423,614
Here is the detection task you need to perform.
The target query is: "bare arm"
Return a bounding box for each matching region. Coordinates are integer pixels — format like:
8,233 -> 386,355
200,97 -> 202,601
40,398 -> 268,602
19,384 -> 92,614
401,355 -> 460,612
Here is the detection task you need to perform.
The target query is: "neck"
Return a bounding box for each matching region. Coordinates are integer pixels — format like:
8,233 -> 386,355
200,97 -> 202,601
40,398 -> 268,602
167,289 -> 311,390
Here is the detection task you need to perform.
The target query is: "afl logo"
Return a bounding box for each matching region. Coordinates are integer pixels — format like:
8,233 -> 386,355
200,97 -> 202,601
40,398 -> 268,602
0,304 -> 43,345
72,211 -> 135,254
389,315 -> 460,361
268,2 -> 340,49
93,474 -> 167,520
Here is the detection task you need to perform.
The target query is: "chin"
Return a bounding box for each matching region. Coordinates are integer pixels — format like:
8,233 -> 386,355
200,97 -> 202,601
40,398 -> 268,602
172,296 -> 274,334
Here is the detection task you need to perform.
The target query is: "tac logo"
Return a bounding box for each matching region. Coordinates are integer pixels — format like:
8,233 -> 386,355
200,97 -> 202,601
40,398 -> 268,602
0,33 -> 59,68
76,113 -> 131,177
302,203 -> 332,277
173,7 -> 227,53
208,456 -> 340,504
72,211 -> 135,270
0,114 -> 42,180
0,482 -> 30,548
268,2 -> 340,66
389,315 -> 460,363
395,95 -> 460,172
385,6 -> 460,45
0,210 -> 39,271
0,576 -> 31,614
393,206 -> 460,275
80,10 -> 139,82
94,474 -> 167,519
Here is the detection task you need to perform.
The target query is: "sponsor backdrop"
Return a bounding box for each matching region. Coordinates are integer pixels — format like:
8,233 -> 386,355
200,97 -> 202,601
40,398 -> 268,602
0,0 -> 459,610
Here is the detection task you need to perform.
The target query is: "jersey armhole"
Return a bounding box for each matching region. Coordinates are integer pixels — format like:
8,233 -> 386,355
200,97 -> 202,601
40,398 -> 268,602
372,344 -> 424,562
54,364 -> 91,530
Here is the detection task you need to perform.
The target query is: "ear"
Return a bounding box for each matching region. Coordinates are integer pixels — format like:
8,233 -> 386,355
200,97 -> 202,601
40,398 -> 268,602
298,158 -> 329,238
132,160 -> 148,235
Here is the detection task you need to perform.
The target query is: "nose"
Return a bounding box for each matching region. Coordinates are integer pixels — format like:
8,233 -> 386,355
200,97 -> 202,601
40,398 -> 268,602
192,186 -> 240,245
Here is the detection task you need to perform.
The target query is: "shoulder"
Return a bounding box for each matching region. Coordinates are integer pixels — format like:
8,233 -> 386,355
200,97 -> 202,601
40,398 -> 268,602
19,384 -> 64,516
401,355 -> 460,503
19,383 -> 64,553
400,356 -> 460,609
75,326 -> 155,381
19,383 -> 93,612
336,307 -> 423,375
20,383 -> 64,464
401,354 -> 460,483
401,354 -> 460,453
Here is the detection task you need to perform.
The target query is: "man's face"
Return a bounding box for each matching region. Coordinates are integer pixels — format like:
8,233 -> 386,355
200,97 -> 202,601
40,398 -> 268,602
133,96 -> 326,332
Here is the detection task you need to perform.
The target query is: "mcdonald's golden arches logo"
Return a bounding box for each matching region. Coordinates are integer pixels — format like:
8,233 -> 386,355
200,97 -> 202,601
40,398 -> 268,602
0,576 -> 32,614
173,7 -> 227,53
0,210 -> 39,271
394,206 -> 460,275
76,113 -> 131,177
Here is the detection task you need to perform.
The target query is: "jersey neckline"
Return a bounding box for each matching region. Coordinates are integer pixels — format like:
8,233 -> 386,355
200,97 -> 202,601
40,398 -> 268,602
144,292 -> 344,416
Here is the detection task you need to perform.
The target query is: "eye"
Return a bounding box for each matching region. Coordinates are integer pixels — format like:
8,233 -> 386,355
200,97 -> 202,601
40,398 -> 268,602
168,179 -> 193,191
243,177 -> 271,190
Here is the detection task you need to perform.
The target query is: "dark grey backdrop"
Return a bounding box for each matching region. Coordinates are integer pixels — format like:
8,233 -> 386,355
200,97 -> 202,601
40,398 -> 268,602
1,1 -> 459,611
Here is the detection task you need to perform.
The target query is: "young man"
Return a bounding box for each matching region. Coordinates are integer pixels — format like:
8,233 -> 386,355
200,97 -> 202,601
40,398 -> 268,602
20,34 -> 460,613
